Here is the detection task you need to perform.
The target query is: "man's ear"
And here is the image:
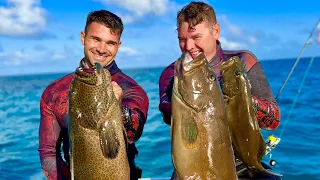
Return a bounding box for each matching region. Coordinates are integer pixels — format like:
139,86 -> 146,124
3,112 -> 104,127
117,41 -> 122,49
80,31 -> 85,45
213,23 -> 220,40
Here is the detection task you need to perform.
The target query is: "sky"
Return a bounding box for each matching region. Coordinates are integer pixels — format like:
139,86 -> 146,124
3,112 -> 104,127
0,0 -> 319,76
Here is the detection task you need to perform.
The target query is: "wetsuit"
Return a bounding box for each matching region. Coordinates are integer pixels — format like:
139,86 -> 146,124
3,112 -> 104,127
159,41 -> 281,179
38,59 -> 149,180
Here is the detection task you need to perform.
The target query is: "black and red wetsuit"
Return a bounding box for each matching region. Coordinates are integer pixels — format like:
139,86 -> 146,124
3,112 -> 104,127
38,59 -> 149,180
159,40 -> 280,130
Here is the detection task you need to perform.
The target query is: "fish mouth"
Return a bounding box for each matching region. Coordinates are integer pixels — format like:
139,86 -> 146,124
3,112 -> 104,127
77,63 -> 104,74
74,63 -> 105,85
220,58 -> 235,71
181,53 -> 207,75
220,56 -> 244,73
178,53 -> 209,95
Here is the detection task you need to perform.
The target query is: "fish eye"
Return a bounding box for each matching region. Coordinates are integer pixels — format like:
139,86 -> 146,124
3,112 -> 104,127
209,74 -> 216,81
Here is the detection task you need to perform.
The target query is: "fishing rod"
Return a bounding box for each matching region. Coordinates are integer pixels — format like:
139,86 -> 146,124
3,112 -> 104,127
264,18 -> 320,166
275,18 -> 320,100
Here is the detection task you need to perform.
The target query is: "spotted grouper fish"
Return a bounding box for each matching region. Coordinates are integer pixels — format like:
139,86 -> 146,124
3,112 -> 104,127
68,63 -> 130,180
219,56 -> 282,177
171,53 -> 238,180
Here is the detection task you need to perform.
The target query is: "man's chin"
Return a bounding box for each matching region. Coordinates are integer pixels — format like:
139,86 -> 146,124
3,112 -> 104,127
89,60 -> 106,67
87,56 -> 114,67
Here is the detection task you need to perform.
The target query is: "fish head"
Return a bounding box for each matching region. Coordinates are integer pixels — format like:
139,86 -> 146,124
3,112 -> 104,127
219,56 -> 246,97
69,62 -> 113,128
178,52 -> 219,111
73,62 -> 107,85
70,62 -> 112,99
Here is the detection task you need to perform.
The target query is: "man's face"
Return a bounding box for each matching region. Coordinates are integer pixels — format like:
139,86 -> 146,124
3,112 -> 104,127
178,20 -> 220,61
81,22 -> 121,68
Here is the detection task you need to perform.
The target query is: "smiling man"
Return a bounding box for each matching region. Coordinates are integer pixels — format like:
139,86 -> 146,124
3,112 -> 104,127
158,1 -> 281,179
38,10 -> 149,180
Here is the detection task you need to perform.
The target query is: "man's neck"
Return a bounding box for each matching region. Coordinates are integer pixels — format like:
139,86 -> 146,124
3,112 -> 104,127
208,40 -> 223,67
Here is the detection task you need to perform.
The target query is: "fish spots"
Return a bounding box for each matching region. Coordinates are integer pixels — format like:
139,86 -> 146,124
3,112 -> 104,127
69,67 -> 130,179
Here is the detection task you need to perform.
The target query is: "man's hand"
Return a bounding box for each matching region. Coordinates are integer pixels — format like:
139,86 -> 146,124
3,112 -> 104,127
111,81 -> 123,101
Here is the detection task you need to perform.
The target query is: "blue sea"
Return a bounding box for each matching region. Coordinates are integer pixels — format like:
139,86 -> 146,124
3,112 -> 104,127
0,57 -> 319,180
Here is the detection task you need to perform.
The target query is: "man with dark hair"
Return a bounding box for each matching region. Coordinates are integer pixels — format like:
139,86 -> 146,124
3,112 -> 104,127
38,10 -> 149,180
159,1 -> 281,179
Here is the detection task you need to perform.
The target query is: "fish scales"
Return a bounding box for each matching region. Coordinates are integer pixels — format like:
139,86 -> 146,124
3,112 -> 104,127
171,53 -> 238,180
220,56 -> 282,177
68,63 -> 130,180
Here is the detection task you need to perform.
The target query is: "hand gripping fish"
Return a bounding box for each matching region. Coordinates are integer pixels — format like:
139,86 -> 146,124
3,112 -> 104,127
219,56 -> 282,177
171,53 -> 238,180
68,63 -> 130,180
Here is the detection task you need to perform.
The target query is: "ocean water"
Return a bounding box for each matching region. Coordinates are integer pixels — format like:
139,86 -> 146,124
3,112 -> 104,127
0,57 -> 319,180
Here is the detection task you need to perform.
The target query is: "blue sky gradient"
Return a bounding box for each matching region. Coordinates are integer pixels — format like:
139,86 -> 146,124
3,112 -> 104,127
0,0 -> 319,76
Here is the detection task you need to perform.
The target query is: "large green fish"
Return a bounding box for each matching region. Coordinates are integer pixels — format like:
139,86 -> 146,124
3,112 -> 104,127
171,53 -> 238,180
68,63 -> 130,180
219,56 -> 282,177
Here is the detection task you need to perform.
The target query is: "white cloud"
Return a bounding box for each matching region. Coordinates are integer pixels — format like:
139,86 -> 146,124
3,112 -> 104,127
100,0 -> 168,16
50,45 -> 82,61
0,44 -> 82,68
218,15 -> 259,46
115,12 -> 136,24
0,50 -> 31,66
218,15 -> 242,37
219,37 -> 245,49
0,0 -> 47,36
118,46 -> 139,56
248,36 -> 257,44
51,53 -> 66,61
96,0 -> 175,23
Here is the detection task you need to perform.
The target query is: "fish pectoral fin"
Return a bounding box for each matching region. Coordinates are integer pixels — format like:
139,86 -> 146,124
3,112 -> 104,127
99,122 -> 120,159
181,117 -> 198,144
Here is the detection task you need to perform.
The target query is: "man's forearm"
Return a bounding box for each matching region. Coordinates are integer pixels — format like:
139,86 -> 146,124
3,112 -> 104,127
121,85 -> 149,143
122,105 -> 146,143
252,95 -> 280,130
40,156 -> 70,180
159,95 -> 172,125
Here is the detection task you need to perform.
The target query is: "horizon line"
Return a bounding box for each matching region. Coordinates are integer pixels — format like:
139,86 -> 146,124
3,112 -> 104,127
1,56 -> 319,78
